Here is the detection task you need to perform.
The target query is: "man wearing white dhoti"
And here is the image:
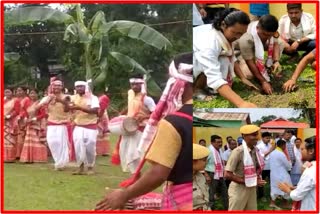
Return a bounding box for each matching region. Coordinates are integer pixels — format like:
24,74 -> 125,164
269,139 -> 292,209
69,81 -> 100,175
114,74 -> 156,174
39,78 -> 70,170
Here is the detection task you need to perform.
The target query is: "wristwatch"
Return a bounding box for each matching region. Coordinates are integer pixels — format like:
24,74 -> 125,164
297,39 -> 301,44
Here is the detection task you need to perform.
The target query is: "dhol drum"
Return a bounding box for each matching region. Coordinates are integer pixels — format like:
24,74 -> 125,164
108,116 -> 138,136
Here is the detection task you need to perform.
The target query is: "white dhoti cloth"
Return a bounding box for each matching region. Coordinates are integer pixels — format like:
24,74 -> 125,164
47,125 -> 70,169
119,130 -> 143,173
73,126 -> 98,167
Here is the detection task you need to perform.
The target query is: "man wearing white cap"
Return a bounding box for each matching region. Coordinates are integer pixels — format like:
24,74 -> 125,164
225,124 -> 266,210
113,73 -> 156,174
69,81 -> 100,175
38,78 -> 71,170
96,52 -> 193,211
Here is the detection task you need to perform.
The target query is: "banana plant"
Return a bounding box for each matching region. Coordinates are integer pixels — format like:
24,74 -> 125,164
5,4 -> 172,96
63,4 -> 172,96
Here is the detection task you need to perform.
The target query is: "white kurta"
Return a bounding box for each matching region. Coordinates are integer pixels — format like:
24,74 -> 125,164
193,24 -> 236,93
270,149 -> 292,200
290,161 -> 316,211
119,130 -> 143,173
47,125 -> 69,169
256,141 -> 272,170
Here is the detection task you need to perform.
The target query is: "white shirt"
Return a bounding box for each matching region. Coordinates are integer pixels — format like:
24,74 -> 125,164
256,140 -> 272,170
222,149 -> 232,162
290,135 -> 297,145
290,161 -> 316,211
143,96 -> 156,112
193,24 -> 236,92
291,146 -> 302,175
289,22 -> 303,40
278,12 -> 316,41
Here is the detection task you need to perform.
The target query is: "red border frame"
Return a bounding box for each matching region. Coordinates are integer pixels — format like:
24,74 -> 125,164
1,1 -> 319,214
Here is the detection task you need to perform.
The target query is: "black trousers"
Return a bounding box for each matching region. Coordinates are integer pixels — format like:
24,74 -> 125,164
206,171 -> 228,210
257,170 -> 270,199
284,39 -> 316,57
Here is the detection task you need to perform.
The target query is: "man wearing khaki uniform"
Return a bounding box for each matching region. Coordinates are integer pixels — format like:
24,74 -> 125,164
225,125 -> 267,210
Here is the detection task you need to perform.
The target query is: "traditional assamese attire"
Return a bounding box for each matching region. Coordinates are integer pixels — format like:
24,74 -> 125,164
16,95 -> 31,159
112,76 -> 156,174
40,80 -> 70,169
4,97 -> 20,162
236,21 -> 281,82
96,94 -> 110,156
72,81 -> 100,168
20,100 -> 48,163
121,59 -> 193,210
270,147 -> 292,200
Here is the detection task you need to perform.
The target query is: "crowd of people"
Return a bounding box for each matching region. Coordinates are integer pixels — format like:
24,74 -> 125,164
193,3 -> 316,105
4,81 -> 111,171
193,126 -> 316,211
4,53 -> 194,211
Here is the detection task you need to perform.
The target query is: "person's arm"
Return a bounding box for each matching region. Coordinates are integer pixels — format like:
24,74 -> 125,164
11,99 -> 21,118
36,106 -> 47,120
96,118 -> 182,210
217,85 -> 257,108
283,51 -> 315,92
238,34 -> 272,94
144,96 -> 156,112
95,163 -> 171,210
282,153 -> 293,171
71,96 -> 99,115
224,171 -> 245,184
280,171 -> 315,201
224,149 -> 245,184
124,163 -> 171,199
245,59 -> 273,95
234,62 -> 259,91
272,40 -> 281,72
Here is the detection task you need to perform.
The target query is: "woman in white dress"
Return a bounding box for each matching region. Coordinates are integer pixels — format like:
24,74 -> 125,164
278,136 -> 316,211
193,8 -> 257,107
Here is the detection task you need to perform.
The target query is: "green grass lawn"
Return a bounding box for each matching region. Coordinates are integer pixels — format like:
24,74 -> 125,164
3,135 -> 156,211
213,182 -> 291,211
194,54 -> 316,108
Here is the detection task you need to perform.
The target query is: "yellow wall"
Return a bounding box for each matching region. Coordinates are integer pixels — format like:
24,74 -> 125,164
194,127 -> 256,146
230,3 -> 317,20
